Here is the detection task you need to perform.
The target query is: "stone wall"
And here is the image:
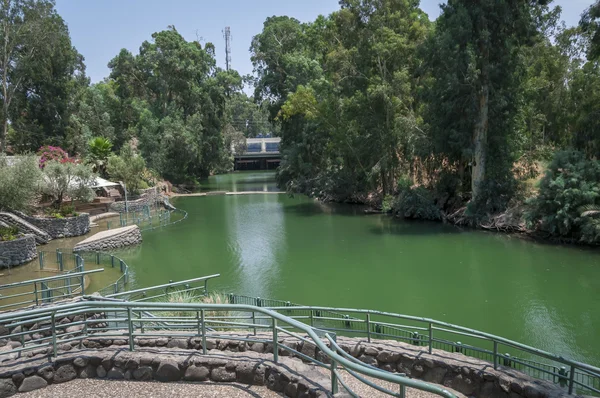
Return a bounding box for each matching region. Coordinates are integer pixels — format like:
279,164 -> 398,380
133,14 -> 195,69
0,235 -> 37,268
0,213 -> 50,245
14,212 -> 90,239
73,226 -> 141,252
0,328 -> 571,398
109,188 -> 161,213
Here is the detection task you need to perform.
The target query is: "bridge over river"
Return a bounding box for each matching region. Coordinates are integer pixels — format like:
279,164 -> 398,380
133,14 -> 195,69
234,137 -> 281,170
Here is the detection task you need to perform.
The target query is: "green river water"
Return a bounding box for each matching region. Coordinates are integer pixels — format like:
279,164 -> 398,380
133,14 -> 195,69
110,171 -> 600,366
4,171 -> 599,367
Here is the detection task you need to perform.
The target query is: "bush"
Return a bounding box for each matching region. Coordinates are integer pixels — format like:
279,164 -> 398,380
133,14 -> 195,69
37,145 -> 77,169
0,155 -> 43,212
42,161 -> 97,207
393,186 -> 442,221
107,144 -> 146,195
0,226 -> 19,241
526,150 -> 600,243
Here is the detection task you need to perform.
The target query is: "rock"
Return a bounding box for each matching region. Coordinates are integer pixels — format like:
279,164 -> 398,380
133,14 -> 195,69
37,366 -> 54,381
73,357 -> 88,368
166,339 -> 188,349
350,344 -> 363,357
300,342 -> 317,358
211,367 -> 236,382
11,373 -> 24,386
376,350 -> 401,363
155,338 -> 168,346
0,325 -> 8,336
65,325 -> 84,334
79,364 -> 96,379
54,364 -> 77,383
18,376 -> 47,393
133,366 -> 153,381
285,383 -> 298,397
184,366 -> 209,382
446,374 -> 476,396
107,367 -> 125,380
251,342 -> 265,353
423,367 -> 448,384
481,381 -> 510,398
358,354 -> 378,366
156,360 -> 181,382
124,370 -> 132,380
364,346 -> 379,356
0,379 -> 17,398
96,365 -> 107,378
204,339 -> 216,350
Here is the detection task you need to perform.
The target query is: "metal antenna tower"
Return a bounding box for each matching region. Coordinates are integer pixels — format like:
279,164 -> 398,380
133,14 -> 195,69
223,26 -> 232,71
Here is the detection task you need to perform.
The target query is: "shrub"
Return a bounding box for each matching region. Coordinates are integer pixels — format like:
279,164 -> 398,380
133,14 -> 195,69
107,144 -> 146,195
526,150 -> 600,243
0,226 -> 19,241
37,145 -> 77,169
0,154 -> 43,212
86,137 -> 113,177
393,186 -> 442,221
42,161 -> 97,207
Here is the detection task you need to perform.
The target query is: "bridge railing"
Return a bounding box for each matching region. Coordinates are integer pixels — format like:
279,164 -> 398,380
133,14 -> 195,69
0,301 -> 457,398
104,274 -> 220,302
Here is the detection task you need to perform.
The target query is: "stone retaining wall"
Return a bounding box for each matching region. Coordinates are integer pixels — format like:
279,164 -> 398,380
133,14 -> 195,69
0,235 -> 37,268
73,226 -> 141,252
0,329 -> 570,398
0,213 -> 50,245
109,188 -> 162,213
14,212 -> 90,239
0,347 -> 330,398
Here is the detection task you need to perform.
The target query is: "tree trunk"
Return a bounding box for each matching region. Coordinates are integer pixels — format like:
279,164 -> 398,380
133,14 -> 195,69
472,16 -> 490,203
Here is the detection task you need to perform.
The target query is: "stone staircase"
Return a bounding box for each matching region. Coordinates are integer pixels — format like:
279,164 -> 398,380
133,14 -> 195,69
0,212 -> 51,244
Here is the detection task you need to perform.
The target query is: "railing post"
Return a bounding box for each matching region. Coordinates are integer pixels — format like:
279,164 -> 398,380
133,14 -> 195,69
111,255 -> 115,268
428,323 -> 433,354
51,312 -> 57,358
204,279 -> 208,295
568,365 -> 575,395
252,311 -> 257,336
331,359 -> 338,395
39,251 -> 44,269
33,282 -> 39,306
273,318 -> 278,363
201,309 -> 207,355
399,384 -> 406,398
310,311 -> 314,327
493,342 -> 498,370
127,307 -> 134,351
81,312 -> 87,348
96,252 -> 100,265
366,313 -> 371,343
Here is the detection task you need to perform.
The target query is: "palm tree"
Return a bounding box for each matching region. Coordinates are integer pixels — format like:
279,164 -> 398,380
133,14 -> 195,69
87,137 -> 113,177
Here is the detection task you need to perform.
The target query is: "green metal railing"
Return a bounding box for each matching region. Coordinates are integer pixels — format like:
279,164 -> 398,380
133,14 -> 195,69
0,300 -> 457,398
225,293 -> 600,395
0,269 -> 104,310
105,274 -> 220,302
109,206 -> 188,232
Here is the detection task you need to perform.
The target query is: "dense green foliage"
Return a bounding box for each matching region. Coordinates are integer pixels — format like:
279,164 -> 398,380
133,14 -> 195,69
526,151 -> 600,243
0,154 -> 42,211
1,0 -> 600,243
0,225 -> 19,241
106,144 -> 146,195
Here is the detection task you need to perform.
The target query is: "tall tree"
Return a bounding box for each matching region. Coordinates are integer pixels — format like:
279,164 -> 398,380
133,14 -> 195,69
0,0 -> 84,152
425,0 -> 549,210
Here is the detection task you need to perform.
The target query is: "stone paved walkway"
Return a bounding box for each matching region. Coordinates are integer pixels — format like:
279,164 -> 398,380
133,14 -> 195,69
19,379 -> 283,398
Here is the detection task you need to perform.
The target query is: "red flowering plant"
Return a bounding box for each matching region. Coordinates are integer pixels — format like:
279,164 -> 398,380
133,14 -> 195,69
37,146 -> 79,169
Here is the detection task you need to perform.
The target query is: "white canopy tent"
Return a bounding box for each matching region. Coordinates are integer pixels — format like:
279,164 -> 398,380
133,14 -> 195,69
92,177 -> 120,189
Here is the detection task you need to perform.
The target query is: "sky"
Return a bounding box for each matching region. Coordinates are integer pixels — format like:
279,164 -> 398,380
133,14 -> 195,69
55,0 -> 595,84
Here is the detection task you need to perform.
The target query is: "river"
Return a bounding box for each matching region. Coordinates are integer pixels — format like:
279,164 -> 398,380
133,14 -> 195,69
105,171 -> 600,366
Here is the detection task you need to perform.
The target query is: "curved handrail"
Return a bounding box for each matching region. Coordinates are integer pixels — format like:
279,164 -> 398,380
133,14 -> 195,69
0,301 -> 456,398
265,305 -> 600,377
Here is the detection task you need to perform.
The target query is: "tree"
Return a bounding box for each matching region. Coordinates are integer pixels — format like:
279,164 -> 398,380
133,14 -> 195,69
0,154 -> 41,211
0,0 -> 85,153
42,160 -> 96,207
107,143 -> 145,194
526,150 -> 600,244
424,0 -> 550,211
581,0 -> 600,60
86,137 -> 113,177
